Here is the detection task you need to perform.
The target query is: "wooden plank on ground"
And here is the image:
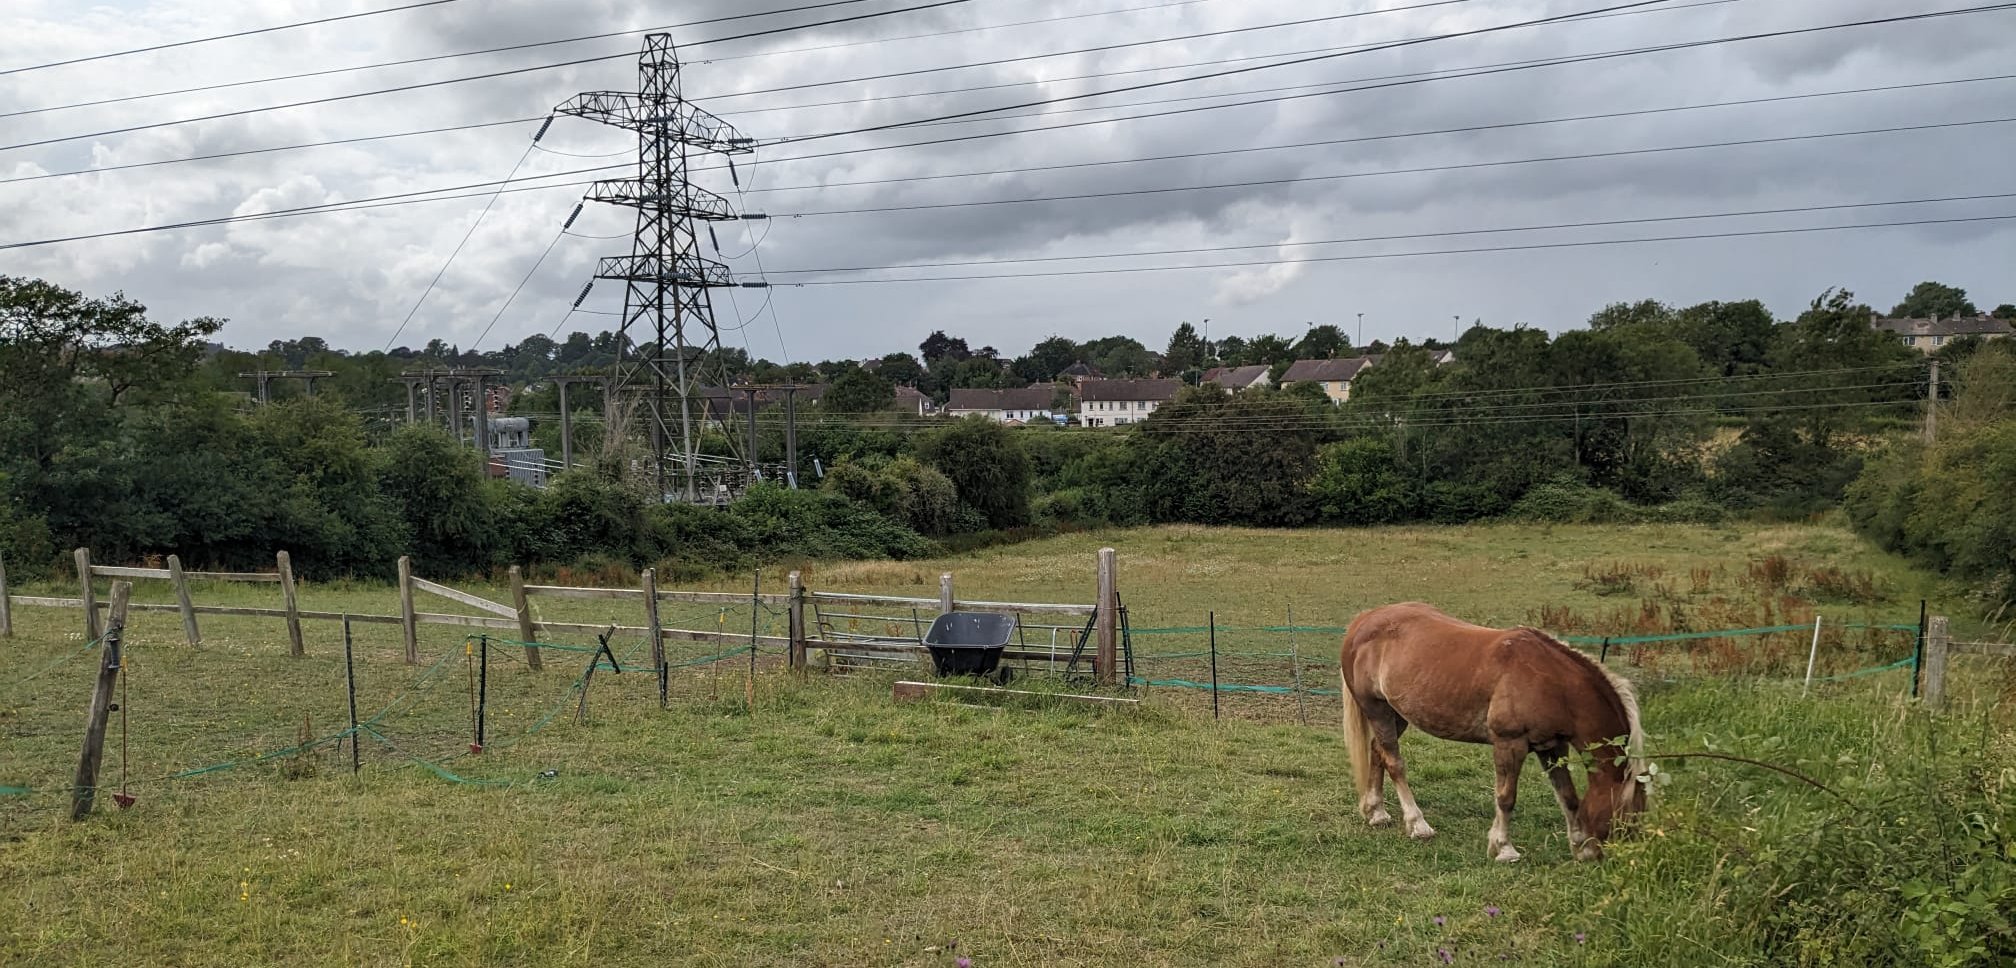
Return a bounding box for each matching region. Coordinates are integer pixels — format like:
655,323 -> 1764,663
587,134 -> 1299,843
891,680 -> 1138,706
410,577 -> 517,618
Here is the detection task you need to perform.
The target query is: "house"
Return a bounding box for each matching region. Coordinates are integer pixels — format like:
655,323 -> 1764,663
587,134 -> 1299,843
1058,361 -> 1103,386
1078,378 -> 1183,427
1870,314 -> 2012,353
945,385 -> 1060,424
1430,349 -> 1457,366
1202,364 -> 1273,392
1279,356 -> 1376,404
894,385 -> 932,416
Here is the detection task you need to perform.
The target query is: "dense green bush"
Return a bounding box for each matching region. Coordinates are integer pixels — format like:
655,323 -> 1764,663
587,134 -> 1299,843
821,455 -> 960,536
916,417 -> 1033,529
1510,477 -> 1728,525
1308,437 -> 1417,525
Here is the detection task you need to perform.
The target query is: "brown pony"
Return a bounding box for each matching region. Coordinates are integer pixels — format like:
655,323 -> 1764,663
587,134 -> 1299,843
1339,603 -> 1646,862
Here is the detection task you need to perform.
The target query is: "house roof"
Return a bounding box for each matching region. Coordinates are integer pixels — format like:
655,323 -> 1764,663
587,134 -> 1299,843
1059,361 -> 1101,378
1203,364 -> 1270,389
946,385 -> 1057,412
1871,315 -> 2013,338
1429,349 -> 1456,365
1077,378 -> 1184,403
1280,357 -> 1374,383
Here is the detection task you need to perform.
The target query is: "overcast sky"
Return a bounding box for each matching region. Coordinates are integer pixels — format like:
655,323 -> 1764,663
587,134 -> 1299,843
4,0 -> 2013,363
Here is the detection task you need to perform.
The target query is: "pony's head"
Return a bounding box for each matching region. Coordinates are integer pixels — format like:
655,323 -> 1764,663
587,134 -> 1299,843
1572,748 -> 1648,861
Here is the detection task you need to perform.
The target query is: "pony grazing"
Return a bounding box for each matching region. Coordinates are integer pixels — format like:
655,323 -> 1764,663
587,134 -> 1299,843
1339,603 -> 1646,862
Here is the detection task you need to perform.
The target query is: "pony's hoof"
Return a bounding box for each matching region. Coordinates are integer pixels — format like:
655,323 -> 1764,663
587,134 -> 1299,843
1573,842 -> 1605,863
1492,845 -> 1523,863
1366,809 -> 1393,828
1407,820 -> 1437,841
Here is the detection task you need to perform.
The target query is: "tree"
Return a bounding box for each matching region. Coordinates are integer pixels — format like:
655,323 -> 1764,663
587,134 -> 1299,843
1774,288 -> 1916,448
1295,323 -> 1349,359
1013,336 -> 1080,383
1310,437 -> 1417,525
1164,322 -> 1207,372
916,417 -> 1033,528
1673,299 -> 1776,377
919,330 -> 971,363
875,352 -> 924,386
823,367 -> 895,414
1079,336 -> 1155,376
1131,386 -> 1320,526
1587,299 -> 1675,331
1992,304 -> 2016,321
1890,281 -> 1978,319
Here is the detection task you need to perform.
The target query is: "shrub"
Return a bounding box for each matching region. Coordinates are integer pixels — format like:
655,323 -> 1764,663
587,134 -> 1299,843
821,456 -> 962,536
916,417 -> 1033,529
1308,437 -> 1417,525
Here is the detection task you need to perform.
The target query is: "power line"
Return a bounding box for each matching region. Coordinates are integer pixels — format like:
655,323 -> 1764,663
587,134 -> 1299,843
709,0 -> 1741,115
759,115 -> 2016,210
772,191 -> 2016,271
778,212 -> 2016,285
755,3 -> 2016,159
2,0 -> 461,77
706,0 -> 1486,104
0,0 -> 1746,186
0,0 -> 1213,120
0,0 -> 977,154
383,141 -> 543,350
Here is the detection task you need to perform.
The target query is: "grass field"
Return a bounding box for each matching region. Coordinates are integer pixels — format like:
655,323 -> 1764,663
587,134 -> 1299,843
1,521 -> 2009,966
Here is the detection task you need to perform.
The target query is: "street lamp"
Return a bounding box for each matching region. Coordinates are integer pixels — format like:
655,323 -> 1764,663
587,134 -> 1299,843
1453,314 -> 1461,343
1356,312 -> 1364,350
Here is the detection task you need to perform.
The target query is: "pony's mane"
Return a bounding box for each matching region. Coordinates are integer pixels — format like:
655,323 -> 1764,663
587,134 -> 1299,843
1523,628 -> 1644,769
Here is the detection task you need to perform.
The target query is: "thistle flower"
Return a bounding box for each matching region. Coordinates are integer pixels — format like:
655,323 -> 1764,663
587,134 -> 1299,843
1483,905 -> 1501,918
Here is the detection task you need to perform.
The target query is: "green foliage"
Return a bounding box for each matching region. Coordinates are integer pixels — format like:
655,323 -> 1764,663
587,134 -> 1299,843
1131,387 -> 1320,526
1163,322 -> 1206,372
1011,335 -> 1081,383
1308,438 -> 1416,525
1891,280 -> 1980,319
722,484 -> 929,562
823,367 -> 895,414
377,425 -> 498,575
821,456 -> 960,536
916,417 -> 1033,529
1510,477 -> 1727,525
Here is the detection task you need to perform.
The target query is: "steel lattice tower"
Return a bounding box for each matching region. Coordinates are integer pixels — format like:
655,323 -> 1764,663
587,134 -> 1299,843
559,35 -> 754,502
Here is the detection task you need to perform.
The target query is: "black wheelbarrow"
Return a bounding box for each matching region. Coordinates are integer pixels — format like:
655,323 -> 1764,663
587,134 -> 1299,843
923,611 -> 1017,680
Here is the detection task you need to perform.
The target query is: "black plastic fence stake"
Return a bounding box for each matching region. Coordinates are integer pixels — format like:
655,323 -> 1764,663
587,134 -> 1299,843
1912,599 -> 1927,697
343,616 -> 360,774
1600,637 -> 1611,663
475,634 -> 488,752
1208,611 -> 1220,721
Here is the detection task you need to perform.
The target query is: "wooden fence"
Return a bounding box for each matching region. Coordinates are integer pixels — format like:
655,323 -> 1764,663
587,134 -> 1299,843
1921,615 -> 2016,710
3,547 -> 1128,683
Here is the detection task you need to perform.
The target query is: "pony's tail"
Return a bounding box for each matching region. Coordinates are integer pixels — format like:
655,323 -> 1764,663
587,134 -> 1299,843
1341,670 -> 1376,805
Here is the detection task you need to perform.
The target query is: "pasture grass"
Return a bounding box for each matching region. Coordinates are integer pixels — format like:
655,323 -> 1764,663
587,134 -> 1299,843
1,521 -> 2008,966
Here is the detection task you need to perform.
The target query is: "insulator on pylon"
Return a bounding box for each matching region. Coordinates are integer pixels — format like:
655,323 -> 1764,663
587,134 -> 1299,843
563,203 -> 584,229
740,282 -> 770,289
740,213 -> 768,220
572,281 -> 594,308
727,158 -> 740,187
533,115 -> 555,142
708,225 -> 720,252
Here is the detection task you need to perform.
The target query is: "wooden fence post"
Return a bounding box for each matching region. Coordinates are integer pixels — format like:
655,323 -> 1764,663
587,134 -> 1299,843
397,556 -> 419,665
939,572 -> 955,614
76,548 -> 100,643
787,570 -> 806,670
276,550 -> 304,657
642,568 -> 663,700
0,551 -> 12,638
167,554 -> 201,647
1923,615 -> 1950,711
1096,548 -> 1118,686
510,565 -> 542,670
72,580 -> 131,820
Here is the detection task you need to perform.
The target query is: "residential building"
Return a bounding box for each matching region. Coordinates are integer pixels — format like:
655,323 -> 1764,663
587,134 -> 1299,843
945,385 -> 1060,424
1078,378 -> 1184,427
1279,356 -> 1376,404
1429,349 -> 1457,366
1870,314 -> 2012,353
1202,364 -> 1273,392
894,385 -> 932,416
1058,361 -> 1103,386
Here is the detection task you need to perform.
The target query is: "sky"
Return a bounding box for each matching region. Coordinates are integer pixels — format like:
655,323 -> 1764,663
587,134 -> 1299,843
3,0 -> 2013,364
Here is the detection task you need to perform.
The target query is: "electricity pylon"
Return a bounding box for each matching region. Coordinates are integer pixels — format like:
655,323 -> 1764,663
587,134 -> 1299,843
559,34 -> 757,502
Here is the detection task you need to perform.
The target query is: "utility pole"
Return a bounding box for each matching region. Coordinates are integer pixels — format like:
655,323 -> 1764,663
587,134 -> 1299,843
1356,312 -> 1364,351
1925,358 -> 1940,444
560,35 -> 763,503
1452,315 -> 1461,344
553,375 -> 607,470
